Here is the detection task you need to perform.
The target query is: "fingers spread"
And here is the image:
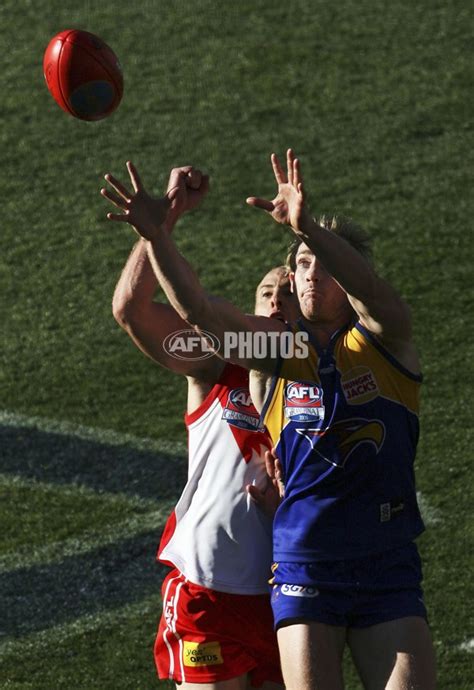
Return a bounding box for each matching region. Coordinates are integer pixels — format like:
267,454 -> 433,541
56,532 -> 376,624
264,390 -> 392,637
287,149 -> 294,186
101,187 -> 127,210
107,211 -> 130,222
271,153 -> 286,185
246,197 -> 275,212
104,173 -> 131,201
126,161 -> 143,192
293,156 -> 302,188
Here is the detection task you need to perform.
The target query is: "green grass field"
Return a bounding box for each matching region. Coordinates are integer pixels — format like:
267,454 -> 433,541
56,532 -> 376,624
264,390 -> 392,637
1,0 -> 473,687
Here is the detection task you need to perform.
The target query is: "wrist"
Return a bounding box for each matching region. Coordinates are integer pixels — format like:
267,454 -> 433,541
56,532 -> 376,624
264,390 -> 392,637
162,216 -> 177,234
291,209 -> 318,239
144,223 -> 165,244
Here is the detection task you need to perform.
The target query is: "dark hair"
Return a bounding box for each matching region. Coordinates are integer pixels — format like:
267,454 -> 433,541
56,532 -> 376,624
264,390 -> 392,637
286,215 -> 373,271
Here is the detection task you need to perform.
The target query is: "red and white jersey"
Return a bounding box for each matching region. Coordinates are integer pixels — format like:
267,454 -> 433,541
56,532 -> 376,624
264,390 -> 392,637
158,364 -> 274,595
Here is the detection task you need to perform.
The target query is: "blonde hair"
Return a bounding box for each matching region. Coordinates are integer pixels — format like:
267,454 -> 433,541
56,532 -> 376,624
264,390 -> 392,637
286,215 -> 373,271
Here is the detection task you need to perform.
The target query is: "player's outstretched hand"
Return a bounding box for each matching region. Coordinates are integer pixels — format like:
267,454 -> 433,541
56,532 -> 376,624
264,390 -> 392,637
247,448 -> 285,518
246,149 -> 312,234
101,162 -> 172,240
101,162 -> 209,240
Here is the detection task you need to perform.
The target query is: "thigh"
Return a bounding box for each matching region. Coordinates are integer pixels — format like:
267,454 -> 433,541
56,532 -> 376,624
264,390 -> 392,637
348,616 -> 436,690
277,621 -> 346,690
156,572 -> 250,685
156,571 -> 282,687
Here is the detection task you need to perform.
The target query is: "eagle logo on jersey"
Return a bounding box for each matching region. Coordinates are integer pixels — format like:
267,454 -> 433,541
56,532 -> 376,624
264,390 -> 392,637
295,418 -> 385,468
284,381 -> 325,422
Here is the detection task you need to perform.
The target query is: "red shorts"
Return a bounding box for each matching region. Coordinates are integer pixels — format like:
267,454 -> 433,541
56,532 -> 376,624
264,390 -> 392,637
155,568 -> 283,686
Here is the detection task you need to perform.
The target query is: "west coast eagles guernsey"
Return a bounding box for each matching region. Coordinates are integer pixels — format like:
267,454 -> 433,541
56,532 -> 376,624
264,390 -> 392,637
262,320 -> 425,562
158,364 -> 273,594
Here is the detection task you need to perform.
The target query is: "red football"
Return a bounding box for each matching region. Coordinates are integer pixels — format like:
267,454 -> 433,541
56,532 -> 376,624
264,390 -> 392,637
43,30 -> 123,121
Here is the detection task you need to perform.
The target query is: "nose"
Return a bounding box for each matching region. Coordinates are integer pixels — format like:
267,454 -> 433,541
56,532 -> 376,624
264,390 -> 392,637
270,290 -> 281,308
306,260 -> 320,282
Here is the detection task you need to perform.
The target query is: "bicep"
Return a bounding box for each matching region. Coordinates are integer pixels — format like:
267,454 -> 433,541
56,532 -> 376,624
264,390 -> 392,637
347,281 -> 421,374
347,277 -> 413,341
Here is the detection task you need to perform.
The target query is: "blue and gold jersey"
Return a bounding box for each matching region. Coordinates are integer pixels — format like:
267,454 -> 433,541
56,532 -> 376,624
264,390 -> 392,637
262,320 -> 425,561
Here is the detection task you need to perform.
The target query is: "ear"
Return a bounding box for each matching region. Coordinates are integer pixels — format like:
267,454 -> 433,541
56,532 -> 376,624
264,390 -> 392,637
289,271 -> 296,293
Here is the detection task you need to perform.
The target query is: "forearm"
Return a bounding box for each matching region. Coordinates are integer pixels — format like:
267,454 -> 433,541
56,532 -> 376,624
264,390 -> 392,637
112,223 -> 222,373
112,213 -> 178,323
296,217 -> 378,302
146,228 -> 212,329
112,240 -> 159,324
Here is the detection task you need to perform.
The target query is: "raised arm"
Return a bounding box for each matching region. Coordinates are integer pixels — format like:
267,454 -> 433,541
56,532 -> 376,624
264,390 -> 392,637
102,162 -> 286,373
103,162 -> 223,379
247,149 -> 419,371
145,226 -> 286,373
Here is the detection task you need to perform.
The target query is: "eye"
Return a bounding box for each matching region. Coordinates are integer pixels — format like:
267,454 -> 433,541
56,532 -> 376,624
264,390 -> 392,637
261,291 -> 272,298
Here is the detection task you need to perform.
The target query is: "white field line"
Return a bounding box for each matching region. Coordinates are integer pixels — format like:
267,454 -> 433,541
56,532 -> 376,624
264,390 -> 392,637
0,409 -> 183,570
1,411 -> 442,567
0,593 -> 161,655
0,409 -> 186,457
0,507 -> 173,573
0,474 -> 174,572
0,472 -> 160,510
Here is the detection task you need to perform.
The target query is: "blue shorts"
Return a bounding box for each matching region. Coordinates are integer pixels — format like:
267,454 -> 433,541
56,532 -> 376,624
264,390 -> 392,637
271,542 -> 427,629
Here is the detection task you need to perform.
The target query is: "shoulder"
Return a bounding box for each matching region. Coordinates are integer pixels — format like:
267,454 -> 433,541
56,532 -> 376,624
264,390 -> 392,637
347,323 -> 421,379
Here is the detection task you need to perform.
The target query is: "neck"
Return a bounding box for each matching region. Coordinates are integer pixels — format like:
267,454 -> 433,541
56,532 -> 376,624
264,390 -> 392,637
299,314 -> 353,349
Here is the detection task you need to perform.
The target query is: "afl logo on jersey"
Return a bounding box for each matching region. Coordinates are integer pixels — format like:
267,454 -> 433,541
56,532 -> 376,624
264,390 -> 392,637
222,388 -> 263,431
284,382 -> 325,422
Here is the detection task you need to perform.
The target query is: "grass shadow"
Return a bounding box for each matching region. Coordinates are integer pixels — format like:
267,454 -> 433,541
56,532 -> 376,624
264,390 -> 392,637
0,531 -> 168,637
0,424 -> 187,501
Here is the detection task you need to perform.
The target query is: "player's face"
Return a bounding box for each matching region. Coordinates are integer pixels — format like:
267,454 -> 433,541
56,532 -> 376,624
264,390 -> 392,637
254,267 -> 299,322
291,244 -> 352,323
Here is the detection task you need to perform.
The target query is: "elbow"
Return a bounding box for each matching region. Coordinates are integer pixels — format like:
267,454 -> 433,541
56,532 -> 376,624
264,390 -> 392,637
112,300 -> 129,329
112,282 -> 147,328
112,291 -> 154,336
112,294 -> 137,330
